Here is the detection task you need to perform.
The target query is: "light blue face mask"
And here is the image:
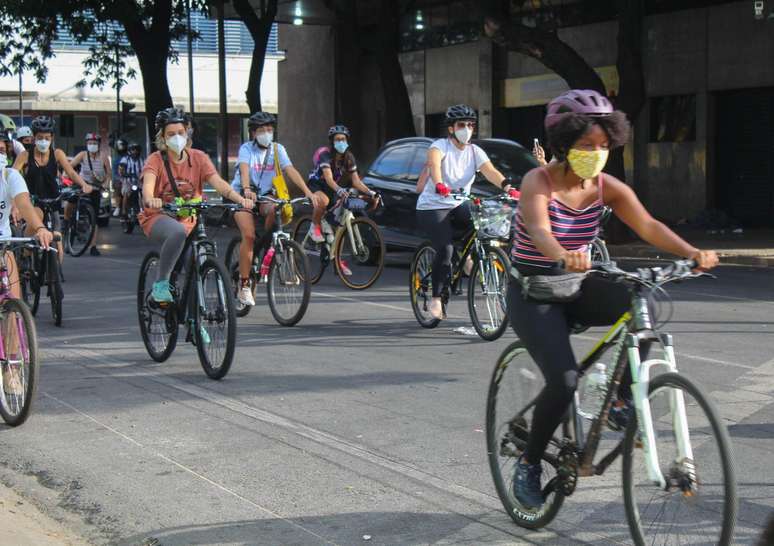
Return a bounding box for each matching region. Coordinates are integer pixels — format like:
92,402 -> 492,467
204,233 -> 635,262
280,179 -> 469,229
334,141 -> 349,154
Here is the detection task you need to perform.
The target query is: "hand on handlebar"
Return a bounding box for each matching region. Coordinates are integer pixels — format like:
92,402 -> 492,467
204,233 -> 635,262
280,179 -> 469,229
559,250 -> 592,273
690,250 -> 719,272
35,228 -> 54,249
83,183 -> 94,195
240,197 -> 254,210
145,197 -> 163,210
308,192 -> 326,210
242,188 -> 257,201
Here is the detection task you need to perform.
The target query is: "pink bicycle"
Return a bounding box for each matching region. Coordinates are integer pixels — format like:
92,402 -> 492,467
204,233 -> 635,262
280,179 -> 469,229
0,237 -> 40,426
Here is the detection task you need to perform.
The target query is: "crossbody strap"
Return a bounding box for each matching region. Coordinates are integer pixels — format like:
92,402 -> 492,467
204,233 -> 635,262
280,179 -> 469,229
161,151 -> 181,198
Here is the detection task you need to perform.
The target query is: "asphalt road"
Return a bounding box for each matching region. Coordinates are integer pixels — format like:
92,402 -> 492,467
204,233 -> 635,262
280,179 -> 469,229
0,224 -> 772,546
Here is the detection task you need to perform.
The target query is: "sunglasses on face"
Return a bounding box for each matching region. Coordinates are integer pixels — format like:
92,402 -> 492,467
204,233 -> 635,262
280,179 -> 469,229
455,122 -> 476,129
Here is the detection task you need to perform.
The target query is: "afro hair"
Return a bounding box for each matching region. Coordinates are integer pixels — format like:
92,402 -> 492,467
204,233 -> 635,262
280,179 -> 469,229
546,111 -> 630,161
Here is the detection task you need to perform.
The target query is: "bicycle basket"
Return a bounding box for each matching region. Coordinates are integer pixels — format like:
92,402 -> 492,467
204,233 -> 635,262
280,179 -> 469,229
473,199 -> 514,239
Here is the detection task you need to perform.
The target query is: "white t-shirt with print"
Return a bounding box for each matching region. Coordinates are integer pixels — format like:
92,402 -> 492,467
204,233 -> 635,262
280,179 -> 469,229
0,168 -> 28,238
416,138 -> 490,210
231,141 -> 292,195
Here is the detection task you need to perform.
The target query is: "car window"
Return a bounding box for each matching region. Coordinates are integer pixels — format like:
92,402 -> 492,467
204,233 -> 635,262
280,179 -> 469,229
406,145 -> 429,181
473,142 -> 540,190
370,145 -> 416,180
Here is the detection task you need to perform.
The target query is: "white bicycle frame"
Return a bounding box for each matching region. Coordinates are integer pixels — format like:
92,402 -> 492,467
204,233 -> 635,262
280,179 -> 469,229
627,334 -> 694,489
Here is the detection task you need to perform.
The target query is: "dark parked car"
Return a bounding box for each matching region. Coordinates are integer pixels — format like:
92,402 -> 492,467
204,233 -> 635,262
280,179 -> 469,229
364,137 -> 540,249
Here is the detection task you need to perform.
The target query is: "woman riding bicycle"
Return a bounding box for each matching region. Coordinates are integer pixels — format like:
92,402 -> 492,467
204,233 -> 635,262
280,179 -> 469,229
416,104 -> 517,320
12,116 -> 92,261
230,111 -> 321,307
140,107 -> 253,304
69,132 -> 112,256
307,125 -> 377,239
509,89 -> 718,510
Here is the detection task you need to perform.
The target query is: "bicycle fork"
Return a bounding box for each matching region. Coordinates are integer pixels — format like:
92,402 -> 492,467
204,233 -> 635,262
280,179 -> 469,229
628,332 -> 694,489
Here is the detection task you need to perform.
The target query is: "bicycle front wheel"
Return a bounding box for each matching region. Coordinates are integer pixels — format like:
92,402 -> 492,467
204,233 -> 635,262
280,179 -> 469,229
486,341 -> 565,530
267,239 -> 310,326
291,215 -> 326,285
68,202 -> 95,257
333,217 -> 385,290
409,242 -> 440,328
195,258 -> 237,380
622,372 -> 737,546
468,246 -> 510,341
47,251 -> 62,327
137,252 -> 178,362
0,299 -> 39,426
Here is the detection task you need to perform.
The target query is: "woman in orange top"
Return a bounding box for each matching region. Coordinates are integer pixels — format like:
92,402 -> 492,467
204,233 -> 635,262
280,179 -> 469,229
140,107 -> 253,303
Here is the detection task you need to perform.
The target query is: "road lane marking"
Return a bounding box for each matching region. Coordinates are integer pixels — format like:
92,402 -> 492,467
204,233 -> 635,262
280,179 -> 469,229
41,391 -> 338,546
312,291 -> 410,313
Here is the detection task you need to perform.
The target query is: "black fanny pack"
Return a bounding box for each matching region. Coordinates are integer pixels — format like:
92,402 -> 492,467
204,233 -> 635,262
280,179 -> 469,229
510,267 -> 584,303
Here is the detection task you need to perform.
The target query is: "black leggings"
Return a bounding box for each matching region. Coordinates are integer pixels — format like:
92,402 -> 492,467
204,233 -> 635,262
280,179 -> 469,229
416,203 -> 472,297
508,271 -> 648,463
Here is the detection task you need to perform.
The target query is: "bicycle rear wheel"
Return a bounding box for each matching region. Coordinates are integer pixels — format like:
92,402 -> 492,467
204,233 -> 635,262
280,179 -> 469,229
486,341 -> 565,529
137,252 -> 178,362
267,239 -> 310,326
47,251 -> 62,327
68,202 -> 95,257
468,246 -> 510,341
333,217 -> 385,290
292,215 -> 326,284
224,235 -> 241,272
195,258 -> 237,379
622,372 -> 737,546
409,242 -> 440,328
0,299 -> 39,426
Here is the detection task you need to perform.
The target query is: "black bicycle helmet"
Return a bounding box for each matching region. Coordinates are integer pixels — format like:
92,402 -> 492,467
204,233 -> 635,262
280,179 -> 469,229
115,138 -> 128,153
328,124 -> 350,139
154,107 -> 187,133
128,141 -> 142,153
444,104 -> 477,125
31,115 -> 55,135
247,111 -> 276,130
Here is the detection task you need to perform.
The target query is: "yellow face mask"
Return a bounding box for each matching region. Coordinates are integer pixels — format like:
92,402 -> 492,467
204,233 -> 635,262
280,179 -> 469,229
566,148 -> 609,179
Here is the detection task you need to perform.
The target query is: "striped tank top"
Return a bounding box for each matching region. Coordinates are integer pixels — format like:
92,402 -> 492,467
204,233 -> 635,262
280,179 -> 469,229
81,153 -> 107,186
511,168 -> 605,268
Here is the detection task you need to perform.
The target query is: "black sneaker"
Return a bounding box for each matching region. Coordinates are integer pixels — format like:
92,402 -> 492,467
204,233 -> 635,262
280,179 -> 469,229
608,398 -> 634,431
513,455 -> 544,509
90,246 -> 101,256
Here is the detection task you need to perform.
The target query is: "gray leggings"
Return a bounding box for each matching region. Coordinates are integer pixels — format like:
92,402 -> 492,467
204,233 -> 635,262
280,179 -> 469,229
149,215 -> 187,282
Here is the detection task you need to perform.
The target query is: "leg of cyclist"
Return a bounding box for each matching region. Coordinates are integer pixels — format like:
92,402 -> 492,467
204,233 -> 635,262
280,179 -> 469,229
309,191 -> 329,243
233,210 -> 257,306
148,215 -> 186,303
507,272 -> 649,508
416,208 -> 453,319
258,202 -> 275,251
88,192 -> 100,256
1,250 -> 23,395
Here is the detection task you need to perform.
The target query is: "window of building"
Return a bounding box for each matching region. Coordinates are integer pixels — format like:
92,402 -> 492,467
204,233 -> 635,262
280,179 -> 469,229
400,1 -> 479,52
650,94 -> 697,143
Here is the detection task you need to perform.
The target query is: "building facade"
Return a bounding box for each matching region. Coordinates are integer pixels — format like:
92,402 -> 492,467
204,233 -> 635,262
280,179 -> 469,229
279,0 -> 774,227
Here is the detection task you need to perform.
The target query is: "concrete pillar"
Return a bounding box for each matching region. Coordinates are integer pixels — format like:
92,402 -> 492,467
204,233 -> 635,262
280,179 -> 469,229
478,38 -> 493,138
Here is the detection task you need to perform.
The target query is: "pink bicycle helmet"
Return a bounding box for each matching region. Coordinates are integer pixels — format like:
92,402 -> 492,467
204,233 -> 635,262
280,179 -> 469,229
544,89 -> 613,129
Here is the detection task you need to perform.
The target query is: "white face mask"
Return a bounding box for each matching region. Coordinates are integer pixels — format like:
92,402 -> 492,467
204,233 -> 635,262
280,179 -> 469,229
87,144 -> 99,154
454,127 -> 473,145
165,134 -> 188,154
0,153 -> 7,166
255,131 -> 273,148
35,139 -> 51,153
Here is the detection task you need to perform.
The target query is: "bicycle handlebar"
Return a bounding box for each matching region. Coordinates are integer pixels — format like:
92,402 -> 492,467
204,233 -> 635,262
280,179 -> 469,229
579,259 -> 709,286
161,202 -> 241,213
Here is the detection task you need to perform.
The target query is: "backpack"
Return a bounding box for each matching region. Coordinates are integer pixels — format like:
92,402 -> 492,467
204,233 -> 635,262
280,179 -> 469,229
312,146 -> 329,170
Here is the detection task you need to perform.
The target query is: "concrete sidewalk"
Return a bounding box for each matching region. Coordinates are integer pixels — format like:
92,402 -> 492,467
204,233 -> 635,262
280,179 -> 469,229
0,482 -> 89,546
608,228 -> 774,267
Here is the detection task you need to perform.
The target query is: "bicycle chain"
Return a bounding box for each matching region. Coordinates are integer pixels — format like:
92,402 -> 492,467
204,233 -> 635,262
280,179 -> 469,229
557,441 -> 579,496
